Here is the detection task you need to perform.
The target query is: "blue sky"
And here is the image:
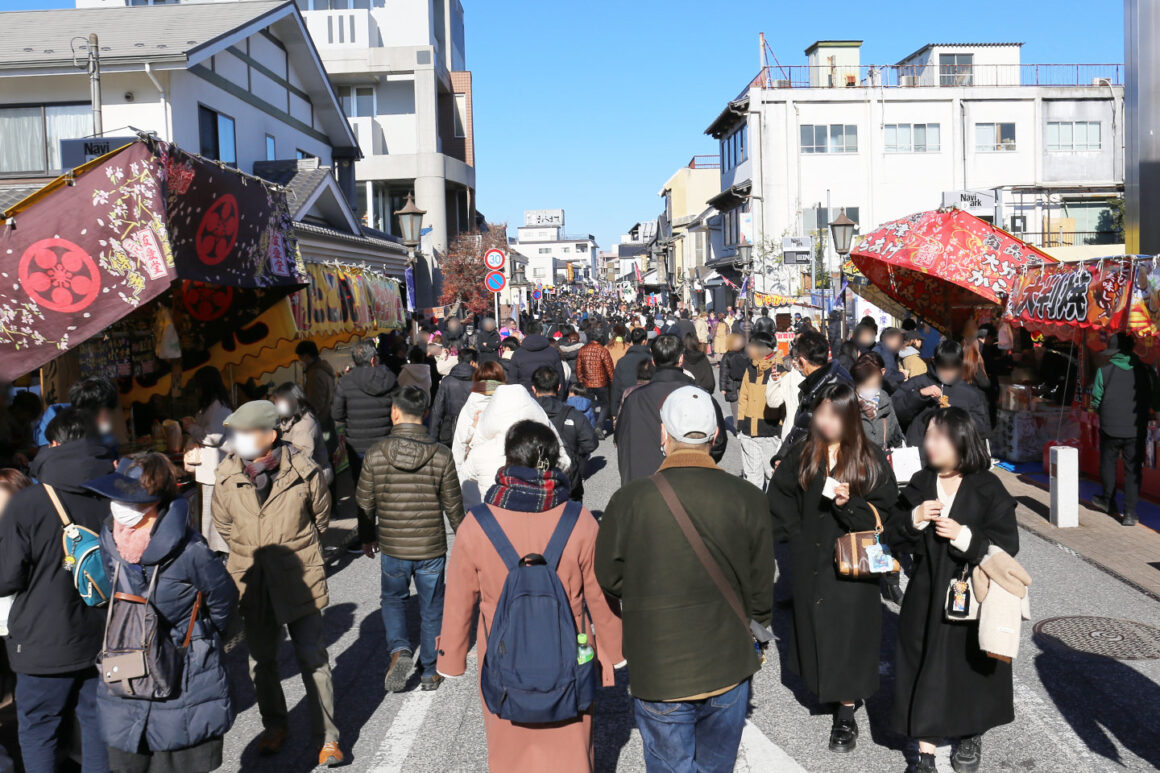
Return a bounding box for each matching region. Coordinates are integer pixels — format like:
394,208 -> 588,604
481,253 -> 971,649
0,0 -> 1125,248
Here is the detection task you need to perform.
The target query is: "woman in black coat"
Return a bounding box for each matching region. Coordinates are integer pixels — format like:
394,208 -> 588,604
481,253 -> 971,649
887,407 -> 1018,773
719,334 -> 749,421
768,383 -> 898,755
682,334 -> 716,394
85,454 -> 238,773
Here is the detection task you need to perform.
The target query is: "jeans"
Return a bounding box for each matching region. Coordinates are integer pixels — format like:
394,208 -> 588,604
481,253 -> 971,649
380,554 -> 446,677
1100,430 -> 1144,514
15,669 -> 109,773
633,680 -> 749,773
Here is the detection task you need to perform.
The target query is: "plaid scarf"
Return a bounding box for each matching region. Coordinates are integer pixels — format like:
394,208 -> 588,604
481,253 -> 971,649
484,465 -> 571,513
243,446 -> 281,492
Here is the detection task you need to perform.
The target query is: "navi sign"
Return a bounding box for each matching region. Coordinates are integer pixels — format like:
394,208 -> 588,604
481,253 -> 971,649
60,137 -> 138,170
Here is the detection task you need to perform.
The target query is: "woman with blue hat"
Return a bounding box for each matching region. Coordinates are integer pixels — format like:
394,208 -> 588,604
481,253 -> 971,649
84,454 -> 237,773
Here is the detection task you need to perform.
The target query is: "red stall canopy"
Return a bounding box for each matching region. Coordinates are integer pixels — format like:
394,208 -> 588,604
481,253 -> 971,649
851,209 -> 1056,333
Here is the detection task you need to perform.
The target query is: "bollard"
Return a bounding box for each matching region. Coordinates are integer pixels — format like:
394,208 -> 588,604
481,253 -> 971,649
1050,445 -> 1079,528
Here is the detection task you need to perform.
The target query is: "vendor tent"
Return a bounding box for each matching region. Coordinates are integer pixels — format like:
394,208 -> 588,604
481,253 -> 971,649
851,209 -> 1055,333
0,139 -> 304,382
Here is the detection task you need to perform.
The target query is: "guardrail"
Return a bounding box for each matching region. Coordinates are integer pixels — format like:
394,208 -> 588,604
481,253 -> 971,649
748,63 -> 1123,91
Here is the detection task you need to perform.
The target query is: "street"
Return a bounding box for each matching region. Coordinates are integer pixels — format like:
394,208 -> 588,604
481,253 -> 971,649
219,421 -> 1160,773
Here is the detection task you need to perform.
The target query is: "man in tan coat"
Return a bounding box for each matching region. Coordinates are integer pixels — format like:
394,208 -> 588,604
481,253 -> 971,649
212,400 -> 343,768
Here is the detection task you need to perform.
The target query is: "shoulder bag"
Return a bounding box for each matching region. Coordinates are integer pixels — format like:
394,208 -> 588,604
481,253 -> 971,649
833,501 -> 901,578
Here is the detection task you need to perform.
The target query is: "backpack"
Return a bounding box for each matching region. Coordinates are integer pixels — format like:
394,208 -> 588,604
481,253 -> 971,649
99,562 -> 201,701
44,485 -> 109,607
472,501 -> 596,724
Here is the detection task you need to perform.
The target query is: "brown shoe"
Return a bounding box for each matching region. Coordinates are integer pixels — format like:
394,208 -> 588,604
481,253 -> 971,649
384,649 -> 413,693
318,741 -> 344,767
257,726 -> 287,756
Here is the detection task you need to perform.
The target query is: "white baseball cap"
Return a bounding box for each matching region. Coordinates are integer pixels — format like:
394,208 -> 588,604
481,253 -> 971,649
660,386 -> 717,445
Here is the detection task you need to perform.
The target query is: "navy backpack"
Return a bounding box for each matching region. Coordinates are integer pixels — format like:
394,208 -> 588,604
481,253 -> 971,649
473,501 -> 596,724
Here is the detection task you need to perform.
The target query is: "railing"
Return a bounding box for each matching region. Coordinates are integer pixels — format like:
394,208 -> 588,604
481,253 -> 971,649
688,154 -> 721,170
1018,230 -> 1124,248
746,63 -> 1123,93
302,8 -> 379,48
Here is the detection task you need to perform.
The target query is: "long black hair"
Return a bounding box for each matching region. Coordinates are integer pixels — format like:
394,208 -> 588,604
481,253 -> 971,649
797,382 -> 883,496
927,407 -> 990,474
191,366 -> 231,412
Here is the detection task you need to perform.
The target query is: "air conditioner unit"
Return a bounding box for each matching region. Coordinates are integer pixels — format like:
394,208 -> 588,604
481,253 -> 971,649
900,75 -> 919,87
772,79 -> 791,89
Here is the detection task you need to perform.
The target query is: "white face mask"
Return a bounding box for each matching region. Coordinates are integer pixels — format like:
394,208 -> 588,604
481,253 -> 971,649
97,419 -> 115,436
234,432 -> 266,461
110,500 -> 148,528
275,401 -> 294,418
858,387 -> 880,402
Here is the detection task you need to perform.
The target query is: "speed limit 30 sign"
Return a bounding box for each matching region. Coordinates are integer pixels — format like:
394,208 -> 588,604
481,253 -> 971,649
483,249 -> 506,271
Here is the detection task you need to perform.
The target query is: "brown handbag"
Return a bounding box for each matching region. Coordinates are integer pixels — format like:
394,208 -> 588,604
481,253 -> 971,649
833,502 -> 901,578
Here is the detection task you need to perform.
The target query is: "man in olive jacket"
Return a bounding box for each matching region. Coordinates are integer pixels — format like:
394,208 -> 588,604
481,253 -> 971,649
212,401 -> 342,767
356,386 -> 464,692
596,386 -> 774,772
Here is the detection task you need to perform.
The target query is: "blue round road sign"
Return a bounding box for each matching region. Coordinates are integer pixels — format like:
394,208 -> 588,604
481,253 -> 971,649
485,270 -> 506,293
532,289 -> 543,300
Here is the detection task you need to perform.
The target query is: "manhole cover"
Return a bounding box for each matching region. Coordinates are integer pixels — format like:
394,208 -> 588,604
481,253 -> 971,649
1034,616 -> 1160,660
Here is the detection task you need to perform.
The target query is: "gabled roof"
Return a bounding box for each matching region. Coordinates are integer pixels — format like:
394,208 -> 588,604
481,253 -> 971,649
897,42 -> 1024,65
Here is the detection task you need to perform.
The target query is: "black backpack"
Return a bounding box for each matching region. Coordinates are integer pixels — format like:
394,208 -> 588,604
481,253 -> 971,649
98,562 -> 200,700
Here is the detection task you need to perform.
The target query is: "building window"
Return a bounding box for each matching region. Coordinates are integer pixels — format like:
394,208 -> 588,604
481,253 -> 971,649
939,53 -> 974,86
0,104 -> 92,174
338,86 -> 374,118
720,125 -> 748,171
575,243 -> 588,253
722,202 -> 750,248
884,123 -> 941,153
532,267 -> 547,278
974,122 -> 1016,152
538,248 -> 550,255
296,149 -> 316,160
1047,121 -> 1101,151
800,124 -> 858,154
265,135 -> 277,161
198,106 -> 236,166
453,94 -> 468,138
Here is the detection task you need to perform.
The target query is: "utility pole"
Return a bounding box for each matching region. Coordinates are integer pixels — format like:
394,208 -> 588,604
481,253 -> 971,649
87,33 -> 103,135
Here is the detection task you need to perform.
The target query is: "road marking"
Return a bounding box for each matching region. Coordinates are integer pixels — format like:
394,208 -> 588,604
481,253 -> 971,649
367,688 -> 438,773
737,721 -> 809,772
1012,679 -> 1100,769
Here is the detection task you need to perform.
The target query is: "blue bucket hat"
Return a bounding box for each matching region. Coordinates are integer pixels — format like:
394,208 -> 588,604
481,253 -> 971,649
82,458 -> 161,504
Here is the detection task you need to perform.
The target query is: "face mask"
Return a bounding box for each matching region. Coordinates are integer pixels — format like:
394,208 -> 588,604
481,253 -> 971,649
110,500 -> 148,528
275,401 -> 294,418
234,432 -> 266,461
858,387 -> 880,403
97,419 -> 115,436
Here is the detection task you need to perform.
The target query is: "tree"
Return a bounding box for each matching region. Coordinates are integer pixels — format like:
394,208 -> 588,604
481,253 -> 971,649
440,223 -> 509,314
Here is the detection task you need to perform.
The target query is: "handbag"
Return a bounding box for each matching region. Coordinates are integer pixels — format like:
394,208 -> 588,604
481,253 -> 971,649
944,564 -> 980,622
833,502 -> 901,578
45,485 -> 109,607
99,563 -> 201,700
650,474 -> 774,657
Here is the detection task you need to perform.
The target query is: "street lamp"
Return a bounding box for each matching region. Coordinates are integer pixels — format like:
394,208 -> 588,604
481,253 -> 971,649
828,208 -> 856,333
394,192 -> 426,249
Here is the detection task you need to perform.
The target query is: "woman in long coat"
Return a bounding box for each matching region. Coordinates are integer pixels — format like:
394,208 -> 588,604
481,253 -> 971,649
767,383 -> 898,755
437,421 -> 622,773
888,407 -> 1018,773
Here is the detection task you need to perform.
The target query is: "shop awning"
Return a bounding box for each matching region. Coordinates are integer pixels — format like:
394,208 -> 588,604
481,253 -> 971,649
0,139 -> 305,381
850,209 -> 1055,334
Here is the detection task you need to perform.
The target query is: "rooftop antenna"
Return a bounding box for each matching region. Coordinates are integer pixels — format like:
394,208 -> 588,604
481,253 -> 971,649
760,33 -> 790,85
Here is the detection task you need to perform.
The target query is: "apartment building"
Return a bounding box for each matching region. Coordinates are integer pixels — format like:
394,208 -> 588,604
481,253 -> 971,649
657,156 -> 725,308
705,40 -> 1125,294
510,209 -> 599,287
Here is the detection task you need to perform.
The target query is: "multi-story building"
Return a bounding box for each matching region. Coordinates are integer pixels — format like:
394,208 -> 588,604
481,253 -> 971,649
298,0 -> 475,307
657,155 -> 724,308
510,209 -> 598,287
705,40 -> 1126,295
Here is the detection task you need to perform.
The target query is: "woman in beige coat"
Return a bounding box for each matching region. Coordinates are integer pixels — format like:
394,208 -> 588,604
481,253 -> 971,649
273,382 -> 333,485
438,421 -> 623,773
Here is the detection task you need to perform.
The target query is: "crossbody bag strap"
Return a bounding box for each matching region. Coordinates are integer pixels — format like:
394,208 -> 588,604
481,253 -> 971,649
182,592 -> 203,648
651,473 -> 750,635
43,484 -> 72,527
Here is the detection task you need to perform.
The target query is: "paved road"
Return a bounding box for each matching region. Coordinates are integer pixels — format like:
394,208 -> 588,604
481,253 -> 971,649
220,414 -> 1160,773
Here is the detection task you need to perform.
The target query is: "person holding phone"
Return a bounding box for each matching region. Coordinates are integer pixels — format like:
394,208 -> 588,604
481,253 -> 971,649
887,407 -> 1018,773
767,383 -> 898,755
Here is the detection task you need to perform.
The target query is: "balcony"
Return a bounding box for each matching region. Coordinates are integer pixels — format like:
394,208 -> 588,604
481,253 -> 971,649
303,8 -> 380,48
687,155 -> 721,170
742,63 -> 1122,94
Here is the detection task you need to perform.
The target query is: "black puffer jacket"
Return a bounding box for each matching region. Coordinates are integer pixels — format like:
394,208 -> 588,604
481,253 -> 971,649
474,328 -> 502,362
895,373 -> 991,445
355,423 -> 465,560
508,334 -> 565,394
537,395 -> 599,493
683,349 -> 716,394
0,439 -> 114,674
777,360 -> 854,460
429,362 -> 475,444
719,350 -> 749,402
333,364 -> 398,454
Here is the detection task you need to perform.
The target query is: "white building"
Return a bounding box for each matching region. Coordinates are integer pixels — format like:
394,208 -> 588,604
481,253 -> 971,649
705,40 -> 1125,294
511,209 -> 598,287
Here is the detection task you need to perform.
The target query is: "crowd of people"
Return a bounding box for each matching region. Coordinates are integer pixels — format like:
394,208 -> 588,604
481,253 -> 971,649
0,293 -> 1154,773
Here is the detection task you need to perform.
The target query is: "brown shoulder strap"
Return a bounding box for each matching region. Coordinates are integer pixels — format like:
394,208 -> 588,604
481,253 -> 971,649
651,473 -> 749,633
182,592 -> 203,648
43,484 -> 72,527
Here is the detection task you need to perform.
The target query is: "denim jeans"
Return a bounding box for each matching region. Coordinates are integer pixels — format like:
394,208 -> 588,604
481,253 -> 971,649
633,680 -> 749,773
380,554 -> 446,677
15,669 -> 109,773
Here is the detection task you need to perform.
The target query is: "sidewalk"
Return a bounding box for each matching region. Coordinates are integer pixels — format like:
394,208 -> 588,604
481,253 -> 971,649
996,469 -> 1160,599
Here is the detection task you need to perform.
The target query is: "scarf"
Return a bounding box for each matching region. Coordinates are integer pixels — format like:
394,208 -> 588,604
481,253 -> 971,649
472,379 -> 501,396
484,465 -> 571,513
113,520 -> 153,565
244,446 -> 282,492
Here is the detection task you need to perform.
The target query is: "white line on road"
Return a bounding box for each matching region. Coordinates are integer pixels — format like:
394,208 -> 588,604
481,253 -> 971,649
1012,679 -> 1100,769
367,688 -> 438,773
737,721 -> 810,772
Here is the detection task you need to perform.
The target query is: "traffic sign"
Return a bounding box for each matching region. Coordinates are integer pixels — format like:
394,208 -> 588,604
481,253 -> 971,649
532,289 -> 543,301
483,249 -> 506,271
485,270 -> 507,293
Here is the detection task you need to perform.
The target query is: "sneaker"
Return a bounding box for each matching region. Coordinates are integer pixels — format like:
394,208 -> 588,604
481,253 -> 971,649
384,650 -> 413,693
420,673 -> 444,691
952,735 -> 982,773
344,537 -> 364,555
257,727 -> 287,756
1123,511 -> 1139,527
318,741 -> 344,768
913,752 -> 937,773
828,716 -> 858,753
1090,494 -> 1113,514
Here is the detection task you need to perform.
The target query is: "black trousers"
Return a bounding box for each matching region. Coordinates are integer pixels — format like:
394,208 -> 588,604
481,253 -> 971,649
1099,430 -> 1145,514
590,385 -> 611,433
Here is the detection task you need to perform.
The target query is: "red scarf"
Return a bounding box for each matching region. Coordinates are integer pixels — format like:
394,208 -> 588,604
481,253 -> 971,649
244,446 -> 281,491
